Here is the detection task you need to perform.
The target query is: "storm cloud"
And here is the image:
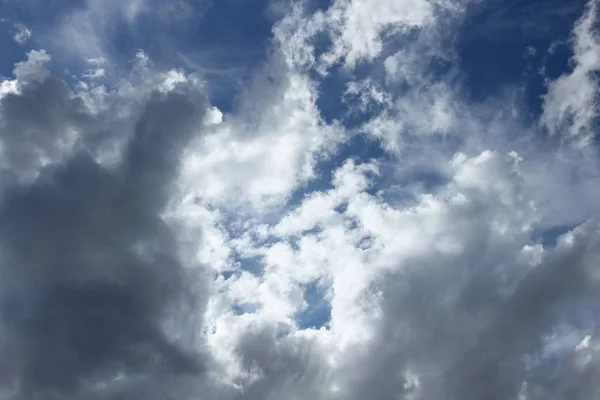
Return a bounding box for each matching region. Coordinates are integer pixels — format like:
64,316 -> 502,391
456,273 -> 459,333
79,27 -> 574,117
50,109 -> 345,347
0,56 -> 210,399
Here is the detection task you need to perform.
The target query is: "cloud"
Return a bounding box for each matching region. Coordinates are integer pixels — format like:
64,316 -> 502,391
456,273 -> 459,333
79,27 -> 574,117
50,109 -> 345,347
13,23 -> 32,44
198,147 -> 600,400
1,0 -> 600,399
26,0 -> 210,65
0,50 -> 83,181
0,51 -> 214,399
541,0 -> 600,145
186,1 -> 600,398
179,50 -> 343,211
82,68 -> 106,79
273,0 -> 465,75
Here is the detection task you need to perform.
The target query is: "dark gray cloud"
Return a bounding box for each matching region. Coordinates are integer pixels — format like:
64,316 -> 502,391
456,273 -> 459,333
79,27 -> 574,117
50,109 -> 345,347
0,77 -> 92,181
231,325 -> 329,400
0,64 -> 210,399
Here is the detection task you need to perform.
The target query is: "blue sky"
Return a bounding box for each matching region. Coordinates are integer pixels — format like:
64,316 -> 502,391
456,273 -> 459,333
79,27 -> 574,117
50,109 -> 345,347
1,0 -> 600,399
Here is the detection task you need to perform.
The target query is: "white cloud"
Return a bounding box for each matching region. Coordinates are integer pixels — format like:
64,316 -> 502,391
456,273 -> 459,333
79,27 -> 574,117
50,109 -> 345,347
44,0 -> 211,63
541,0 -> 600,145
0,79 -> 18,98
170,2 -> 600,397
82,67 -> 106,79
204,106 -> 223,125
179,55 -> 343,211
273,0 -> 462,73
12,49 -> 51,84
319,0 -> 436,69
2,1 -> 600,399
0,50 -> 50,100
13,23 -> 32,44
193,143 -> 600,398
87,56 -> 108,66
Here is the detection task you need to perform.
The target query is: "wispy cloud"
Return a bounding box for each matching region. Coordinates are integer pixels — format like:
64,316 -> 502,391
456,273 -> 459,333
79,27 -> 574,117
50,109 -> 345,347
12,23 -> 32,44
541,0 -> 600,145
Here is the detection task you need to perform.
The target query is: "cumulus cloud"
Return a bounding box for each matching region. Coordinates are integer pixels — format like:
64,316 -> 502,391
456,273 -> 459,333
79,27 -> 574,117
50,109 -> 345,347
179,50 -> 343,211
200,148 -> 600,400
188,1 -> 600,398
0,51 -> 214,399
1,0 -> 600,399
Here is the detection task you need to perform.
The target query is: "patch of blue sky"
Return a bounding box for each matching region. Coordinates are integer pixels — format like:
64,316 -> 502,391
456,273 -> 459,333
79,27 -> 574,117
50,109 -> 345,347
312,64 -> 348,126
305,0 -> 335,13
456,0 -> 587,118
0,0 -> 278,113
0,28 -> 24,78
232,302 -> 261,316
287,227 -> 322,251
525,301 -> 600,376
234,254 -> 265,277
0,0 -> 85,35
285,134 -> 388,210
312,30 -> 422,128
294,280 -> 332,330
532,223 -> 583,247
283,133 -> 455,216
553,297 -> 600,333
304,27 -> 460,207
217,254 -> 264,282
161,0 -> 275,112
218,270 -> 237,281
0,0 -> 61,77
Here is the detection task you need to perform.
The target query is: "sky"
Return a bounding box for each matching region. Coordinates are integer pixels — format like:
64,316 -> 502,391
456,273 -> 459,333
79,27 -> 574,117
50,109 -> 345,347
0,0 -> 599,399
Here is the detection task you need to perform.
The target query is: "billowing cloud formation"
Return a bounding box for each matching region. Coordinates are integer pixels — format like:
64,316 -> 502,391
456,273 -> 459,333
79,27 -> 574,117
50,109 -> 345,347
0,50 -> 211,399
1,0 -> 600,399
